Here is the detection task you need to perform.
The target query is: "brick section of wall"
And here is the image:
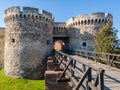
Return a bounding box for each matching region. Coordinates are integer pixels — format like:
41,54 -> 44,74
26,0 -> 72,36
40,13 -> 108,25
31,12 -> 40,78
45,70 -> 70,90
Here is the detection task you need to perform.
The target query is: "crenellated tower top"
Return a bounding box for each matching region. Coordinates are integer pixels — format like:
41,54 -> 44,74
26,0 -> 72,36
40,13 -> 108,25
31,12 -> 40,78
66,12 -> 113,28
4,6 -> 54,23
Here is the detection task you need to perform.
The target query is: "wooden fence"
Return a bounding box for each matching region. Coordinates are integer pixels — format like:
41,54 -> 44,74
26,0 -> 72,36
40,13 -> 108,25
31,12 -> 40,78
54,50 -> 105,90
74,50 -> 120,68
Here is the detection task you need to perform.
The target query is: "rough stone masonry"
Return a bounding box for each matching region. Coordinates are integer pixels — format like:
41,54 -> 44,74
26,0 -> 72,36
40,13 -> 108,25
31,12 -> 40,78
0,6 -> 113,79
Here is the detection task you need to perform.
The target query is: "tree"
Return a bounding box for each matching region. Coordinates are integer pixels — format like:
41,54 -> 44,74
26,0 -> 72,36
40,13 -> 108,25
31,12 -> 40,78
94,21 -> 120,54
94,22 -> 120,66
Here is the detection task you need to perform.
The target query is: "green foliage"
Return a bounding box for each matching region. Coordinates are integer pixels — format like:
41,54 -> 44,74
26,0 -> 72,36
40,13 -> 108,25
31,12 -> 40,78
94,21 -> 120,53
94,22 -> 120,67
0,69 -> 45,90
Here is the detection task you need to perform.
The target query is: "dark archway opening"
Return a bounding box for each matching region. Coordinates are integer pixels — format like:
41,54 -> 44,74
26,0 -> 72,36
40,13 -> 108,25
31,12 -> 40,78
53,37 -> 69,53
53,40 -> 65,51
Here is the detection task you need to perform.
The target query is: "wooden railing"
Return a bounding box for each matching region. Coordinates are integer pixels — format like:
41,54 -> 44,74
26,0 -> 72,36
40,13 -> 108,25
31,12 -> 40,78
74,50 -> 120,68
54,50 -> 105,90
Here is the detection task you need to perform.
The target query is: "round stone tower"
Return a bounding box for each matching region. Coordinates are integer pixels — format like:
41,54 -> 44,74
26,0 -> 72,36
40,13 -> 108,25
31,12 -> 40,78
66,12 -> 113,51
4,6 -> 54,79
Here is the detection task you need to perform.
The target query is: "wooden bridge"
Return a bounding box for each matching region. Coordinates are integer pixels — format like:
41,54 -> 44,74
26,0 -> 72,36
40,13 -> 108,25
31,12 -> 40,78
45,50 -> 120,90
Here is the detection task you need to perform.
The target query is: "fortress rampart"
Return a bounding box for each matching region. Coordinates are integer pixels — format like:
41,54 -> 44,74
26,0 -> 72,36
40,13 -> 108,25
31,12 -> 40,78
53,22 -> 67,36
66,12 -> 112,28
66,12 -> 113,51
4,7 -> 54,79
4,7 -> 54,24
0,6 -> 113,79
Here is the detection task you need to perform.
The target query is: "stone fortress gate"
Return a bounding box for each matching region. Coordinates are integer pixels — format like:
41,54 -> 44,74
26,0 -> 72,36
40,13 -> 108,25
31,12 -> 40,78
1,6 -> 113,79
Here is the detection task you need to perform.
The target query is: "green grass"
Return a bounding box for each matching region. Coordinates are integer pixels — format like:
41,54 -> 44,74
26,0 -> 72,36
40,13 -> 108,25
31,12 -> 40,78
0,69 -> 45,90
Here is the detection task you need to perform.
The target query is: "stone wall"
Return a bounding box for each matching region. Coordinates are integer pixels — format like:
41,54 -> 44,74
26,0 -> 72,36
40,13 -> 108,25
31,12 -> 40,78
0,28 -> 5,68
2,6 -> 113,79
4,6 -> 54,79
53,22 -> 67,36
66,12 -> 113,51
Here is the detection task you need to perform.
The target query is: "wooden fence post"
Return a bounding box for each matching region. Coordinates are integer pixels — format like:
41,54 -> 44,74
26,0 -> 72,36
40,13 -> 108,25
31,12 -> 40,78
99,69 -> 105,90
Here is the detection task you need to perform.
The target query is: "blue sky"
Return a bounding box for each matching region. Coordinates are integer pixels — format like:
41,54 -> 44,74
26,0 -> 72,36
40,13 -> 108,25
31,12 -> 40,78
0,0 -> 120,38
